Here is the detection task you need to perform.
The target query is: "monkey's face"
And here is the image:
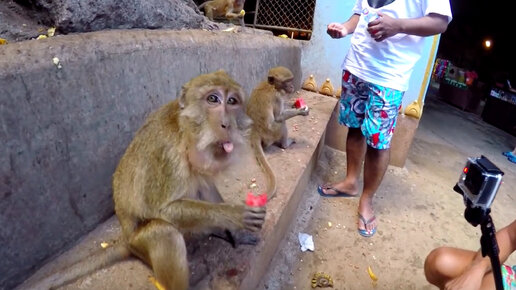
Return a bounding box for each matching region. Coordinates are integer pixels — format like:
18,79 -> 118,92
282,78 -> 295,95
179,71 -> 251,171
202,88 -> 247,157
274,78 -> 295,97
268,67 -> 295,97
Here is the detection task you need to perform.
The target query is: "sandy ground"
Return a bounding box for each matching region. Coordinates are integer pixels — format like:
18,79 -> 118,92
260,91 -> 516,290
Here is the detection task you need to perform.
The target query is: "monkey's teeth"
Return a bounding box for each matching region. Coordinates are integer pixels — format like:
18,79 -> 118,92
222,142 -> 234,153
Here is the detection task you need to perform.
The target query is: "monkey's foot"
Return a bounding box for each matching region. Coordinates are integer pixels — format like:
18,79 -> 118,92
277,138 -> 295,149
232,231 -> 260,246
210,230 -> 260,247
204,21 -> 221,31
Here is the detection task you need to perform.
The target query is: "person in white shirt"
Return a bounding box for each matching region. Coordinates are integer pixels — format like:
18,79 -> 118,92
318,0 -> 452,237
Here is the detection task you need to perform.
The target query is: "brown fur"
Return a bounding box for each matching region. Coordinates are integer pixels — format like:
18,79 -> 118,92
199,0 -> 246,26
246,66 -> 309,200
30,71 -> 265,290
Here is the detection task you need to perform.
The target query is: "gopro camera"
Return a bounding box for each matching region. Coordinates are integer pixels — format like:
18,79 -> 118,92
454,156 -> 504,214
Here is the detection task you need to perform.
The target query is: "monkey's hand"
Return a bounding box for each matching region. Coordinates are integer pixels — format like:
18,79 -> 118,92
298,107 -> 310,116
243,206 -> 266,232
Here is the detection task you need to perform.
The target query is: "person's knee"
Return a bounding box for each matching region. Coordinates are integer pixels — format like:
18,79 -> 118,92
424,247 -> 439,276
424,247 -> 451,286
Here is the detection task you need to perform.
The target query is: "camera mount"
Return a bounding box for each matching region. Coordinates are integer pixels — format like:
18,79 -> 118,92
454,156 -> 504,290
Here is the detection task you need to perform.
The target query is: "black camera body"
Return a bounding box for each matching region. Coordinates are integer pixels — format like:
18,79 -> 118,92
454,156 -> 504,226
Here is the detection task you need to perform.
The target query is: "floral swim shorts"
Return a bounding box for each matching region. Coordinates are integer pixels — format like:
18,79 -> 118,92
338,70 -> 403,150
502,264 -> 516,290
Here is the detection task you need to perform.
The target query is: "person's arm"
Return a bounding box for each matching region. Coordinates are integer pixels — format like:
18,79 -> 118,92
444,219 -> 516,290
368,13 -> 449,42
396,13 -> 449,36
327,14 -> 360,39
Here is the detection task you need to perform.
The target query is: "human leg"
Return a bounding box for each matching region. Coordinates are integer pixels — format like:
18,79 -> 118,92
424,247 -> 477,289
319,71 -> 367,196
423,247 -> 510,290
319,127 -> 365,196
356,83 -> 403,236
357,145 -> 390,236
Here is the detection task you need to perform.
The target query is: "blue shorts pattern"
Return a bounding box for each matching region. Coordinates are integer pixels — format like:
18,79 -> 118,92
502,264 -> 516,290
338,70 -> 404,149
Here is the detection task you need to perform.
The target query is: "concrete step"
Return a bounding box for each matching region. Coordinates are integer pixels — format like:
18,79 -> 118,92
0,29 -> 303,290
17,91 -> 337,290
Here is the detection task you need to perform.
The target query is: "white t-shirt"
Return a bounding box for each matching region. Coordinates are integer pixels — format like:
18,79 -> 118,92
342,0 -> 452,91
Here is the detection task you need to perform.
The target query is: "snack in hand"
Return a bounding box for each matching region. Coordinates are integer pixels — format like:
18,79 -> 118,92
294,97 -> 308,110
245,192 -> 267,207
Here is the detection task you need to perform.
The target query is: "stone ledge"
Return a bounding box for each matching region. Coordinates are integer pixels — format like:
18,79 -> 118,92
1,29 -> 302,289
17,91 -> 337,290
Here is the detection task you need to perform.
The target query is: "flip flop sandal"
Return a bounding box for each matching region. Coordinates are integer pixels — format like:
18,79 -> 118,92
502,151 -> 513,157
358,213 -> 377,238
508,154 -> 516,164
317,185 -> 355,198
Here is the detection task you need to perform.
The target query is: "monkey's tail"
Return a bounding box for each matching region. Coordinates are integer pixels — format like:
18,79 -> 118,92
251,138 -> 277,200
198,2 -> 207,9
23,243 -> 130,290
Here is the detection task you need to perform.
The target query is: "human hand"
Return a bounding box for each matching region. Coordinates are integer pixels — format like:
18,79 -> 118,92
443,265 -> 484,290
327,23 -> 349,39
367,12 -> 401,42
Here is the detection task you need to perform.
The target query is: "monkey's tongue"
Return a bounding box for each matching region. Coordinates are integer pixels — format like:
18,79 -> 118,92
222,142 -> 234,153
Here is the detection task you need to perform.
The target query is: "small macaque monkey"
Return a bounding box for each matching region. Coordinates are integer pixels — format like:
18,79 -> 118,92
245,66 -> 309,200
199,0 -> 246,27
247,66 -> 309,149
30,71 -> 266,290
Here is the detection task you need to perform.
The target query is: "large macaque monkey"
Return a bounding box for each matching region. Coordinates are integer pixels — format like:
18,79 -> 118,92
246,66 -> 309,200
199,0 -> 246,27
30,71 -> 266,290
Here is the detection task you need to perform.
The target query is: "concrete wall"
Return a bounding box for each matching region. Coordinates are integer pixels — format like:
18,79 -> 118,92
301,0 -> 441,109
0,29 -> 302,289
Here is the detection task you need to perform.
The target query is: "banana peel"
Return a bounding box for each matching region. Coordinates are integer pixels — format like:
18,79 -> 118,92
367,266 -> 378,281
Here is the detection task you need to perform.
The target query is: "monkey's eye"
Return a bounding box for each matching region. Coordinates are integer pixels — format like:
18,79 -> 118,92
207,94 -> 220,104
227,96 -> 239,105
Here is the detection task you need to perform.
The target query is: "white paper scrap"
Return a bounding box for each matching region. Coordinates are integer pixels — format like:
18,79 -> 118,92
298,232 -> 314,252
